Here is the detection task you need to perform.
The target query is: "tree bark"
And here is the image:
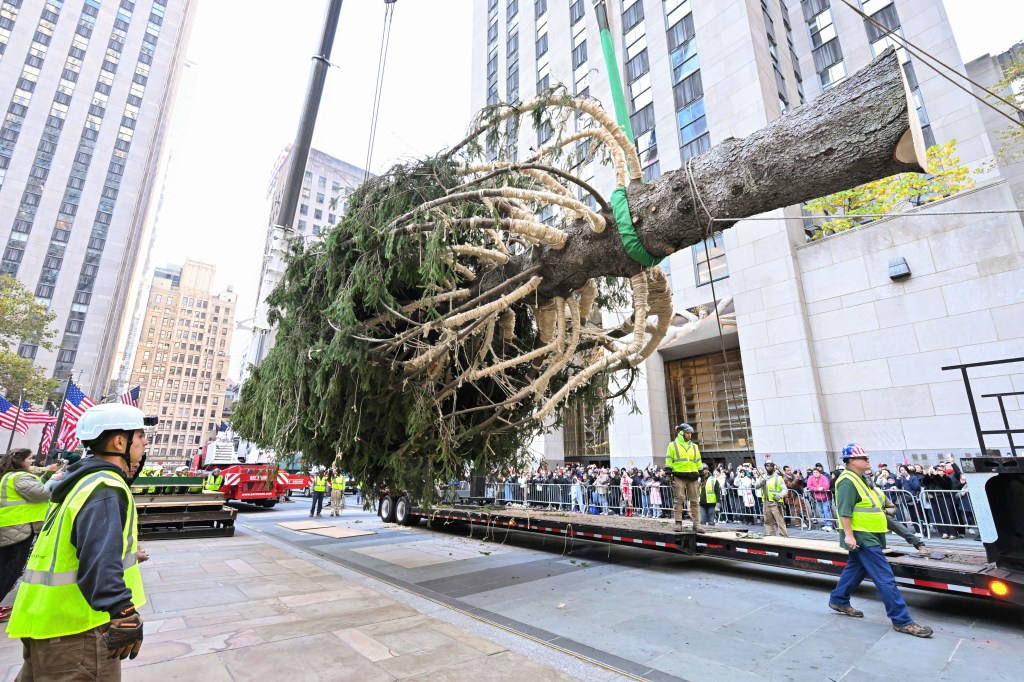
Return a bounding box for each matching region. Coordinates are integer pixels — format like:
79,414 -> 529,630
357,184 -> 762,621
495,49 -> 926,300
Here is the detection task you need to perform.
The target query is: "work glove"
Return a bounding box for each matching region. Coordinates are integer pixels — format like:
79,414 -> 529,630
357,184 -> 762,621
103,606 -> 144,660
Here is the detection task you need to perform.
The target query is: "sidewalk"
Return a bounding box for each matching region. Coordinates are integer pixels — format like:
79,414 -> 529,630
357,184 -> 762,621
0,530 -> 600,681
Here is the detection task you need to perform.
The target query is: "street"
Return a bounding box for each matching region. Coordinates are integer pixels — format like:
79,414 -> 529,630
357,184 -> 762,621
235,496 -> 1023,681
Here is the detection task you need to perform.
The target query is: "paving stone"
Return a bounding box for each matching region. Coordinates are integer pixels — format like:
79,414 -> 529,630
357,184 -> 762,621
402,650 -> 580,682
375,641 -> 486,679
333,627 -> 395,662
123,652 -> 235,681
218,633 -> 395,682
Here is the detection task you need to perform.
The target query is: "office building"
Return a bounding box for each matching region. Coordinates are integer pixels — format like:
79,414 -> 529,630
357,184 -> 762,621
240,146 -> 367,379
125,258 -> 234,464
0,0 -> 196,396
472,0 -> 1024,469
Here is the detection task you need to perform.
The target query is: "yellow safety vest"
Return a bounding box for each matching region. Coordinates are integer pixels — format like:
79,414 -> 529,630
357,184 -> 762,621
0,472 -> 47,527
6,470 -> 145,639
204,473 -> 223,491
704,477 -> 717,504
331,475 -> 346,490
760,474 -> 786,503
666,439 -> 701,473
313,475 -> 327,492
837,470 -> 887,533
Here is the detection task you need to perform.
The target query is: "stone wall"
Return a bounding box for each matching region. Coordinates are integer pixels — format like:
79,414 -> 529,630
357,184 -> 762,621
795,180 -> 1024,467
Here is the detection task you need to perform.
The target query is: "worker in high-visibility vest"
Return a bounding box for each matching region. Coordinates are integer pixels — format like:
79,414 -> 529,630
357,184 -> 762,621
329,470 -> 346,517
755,462 -> 789,537
828,443 -> 932,638
310,468 -> 327,517
204,468 -> 224,493
0,448 -> 52,623
697,467 -> 721,528
7,403 -> 156,677
666,423 -> 704,532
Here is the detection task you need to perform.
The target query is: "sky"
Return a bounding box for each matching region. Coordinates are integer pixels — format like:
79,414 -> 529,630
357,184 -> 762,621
150,1 -> 475,378
148,0 -> 1021,379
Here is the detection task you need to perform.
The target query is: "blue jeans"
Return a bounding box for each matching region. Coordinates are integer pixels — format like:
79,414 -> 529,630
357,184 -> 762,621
310,491 -> 325,515
816,499 -> 833,528
829,544 -> 912,626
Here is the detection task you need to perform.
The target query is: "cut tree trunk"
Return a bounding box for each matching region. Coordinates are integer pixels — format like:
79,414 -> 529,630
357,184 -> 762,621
489,49 -> 926,300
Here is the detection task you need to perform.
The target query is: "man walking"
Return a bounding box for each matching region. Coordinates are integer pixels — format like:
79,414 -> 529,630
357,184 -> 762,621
757,462 -> 789,537
828,443 -> 933,637
666,423 -> 704,532
330,469 -> 346,517
310,468 -> 327,517
7,403 -> 155,677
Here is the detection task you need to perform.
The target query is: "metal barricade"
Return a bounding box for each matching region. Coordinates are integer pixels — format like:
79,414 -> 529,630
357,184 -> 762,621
919,488 -> 979,540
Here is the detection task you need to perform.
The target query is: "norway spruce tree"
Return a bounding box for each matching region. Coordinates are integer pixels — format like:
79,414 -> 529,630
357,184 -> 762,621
233,51 -> 931,503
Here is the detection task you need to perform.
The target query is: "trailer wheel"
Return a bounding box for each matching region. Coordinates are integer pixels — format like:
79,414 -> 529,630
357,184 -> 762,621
380,495 -> 398,523
395,496 -> 419,526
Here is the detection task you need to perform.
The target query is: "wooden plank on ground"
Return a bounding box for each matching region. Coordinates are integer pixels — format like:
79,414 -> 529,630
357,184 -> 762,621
278,521 -> 331,530
302,527 -> 376,539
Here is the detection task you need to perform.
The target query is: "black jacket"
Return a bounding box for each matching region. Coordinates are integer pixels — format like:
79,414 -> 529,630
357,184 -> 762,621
50,457 -> 135,617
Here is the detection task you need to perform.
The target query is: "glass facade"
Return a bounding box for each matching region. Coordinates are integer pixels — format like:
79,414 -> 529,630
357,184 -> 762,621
666,349 -> 751,464
563,396 -> 610,461
664,0 -> 709,163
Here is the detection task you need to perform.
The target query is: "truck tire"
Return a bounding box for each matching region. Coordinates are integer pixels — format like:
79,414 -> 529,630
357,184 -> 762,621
380,495 -> 398,523
395,496 -> 419,526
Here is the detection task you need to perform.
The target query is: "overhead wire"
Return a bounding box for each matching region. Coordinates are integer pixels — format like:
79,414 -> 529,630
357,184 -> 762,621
685,158 -> 752,452
834,0 -> 1024,129
363,0 -> 397,182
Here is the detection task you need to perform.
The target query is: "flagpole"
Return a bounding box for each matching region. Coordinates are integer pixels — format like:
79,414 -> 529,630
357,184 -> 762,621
47,373 -> 73,462
4,388 -> 25,452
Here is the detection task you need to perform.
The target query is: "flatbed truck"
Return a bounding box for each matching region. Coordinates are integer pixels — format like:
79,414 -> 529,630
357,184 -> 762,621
376,456 -> 1023,608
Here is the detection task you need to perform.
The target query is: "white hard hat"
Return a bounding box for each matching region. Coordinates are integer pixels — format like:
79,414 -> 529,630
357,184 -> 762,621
76,403 -> 155,441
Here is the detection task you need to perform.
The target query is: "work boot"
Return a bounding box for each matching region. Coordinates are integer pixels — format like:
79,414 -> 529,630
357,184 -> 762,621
829,603 -> 864,618
893,622 -> 933,638
674,522 -> 684,532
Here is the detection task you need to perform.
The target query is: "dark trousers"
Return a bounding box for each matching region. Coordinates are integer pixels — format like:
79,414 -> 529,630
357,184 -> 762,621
17,627 -> 120,681
310,491 -> 325,515
829,544 -> 912,625
0,535 -> 33,601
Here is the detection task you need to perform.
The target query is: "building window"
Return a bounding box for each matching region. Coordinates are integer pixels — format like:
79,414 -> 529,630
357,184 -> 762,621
563,396 -> 610,460
693,233 -> 727,285
665,348 -> 750,463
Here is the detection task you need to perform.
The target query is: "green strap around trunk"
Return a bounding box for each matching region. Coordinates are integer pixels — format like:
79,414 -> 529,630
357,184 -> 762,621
611,187 -> 661,267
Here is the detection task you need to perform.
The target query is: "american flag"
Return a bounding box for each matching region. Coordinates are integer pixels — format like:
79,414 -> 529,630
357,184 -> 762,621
62,381 -> 96,425
0,395 -> 27,433
58,420 -> 80,452
20,401 -> 57,426
40,422 -> 55,452
119,385 -> 140,407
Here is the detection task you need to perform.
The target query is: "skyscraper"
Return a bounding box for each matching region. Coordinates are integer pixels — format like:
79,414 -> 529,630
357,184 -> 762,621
240,146 -> 367,379
0,0 -> 196,396
472,0 -> 1023,468
125,258 -> 234,465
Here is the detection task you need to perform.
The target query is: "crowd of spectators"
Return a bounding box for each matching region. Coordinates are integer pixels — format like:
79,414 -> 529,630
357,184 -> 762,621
488,454 -> 977,540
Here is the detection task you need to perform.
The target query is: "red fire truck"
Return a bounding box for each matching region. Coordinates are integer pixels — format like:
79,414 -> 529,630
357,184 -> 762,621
197,432 -> 308,507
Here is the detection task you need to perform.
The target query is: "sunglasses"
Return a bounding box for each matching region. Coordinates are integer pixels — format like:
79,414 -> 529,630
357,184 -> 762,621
847,456 -> 870,461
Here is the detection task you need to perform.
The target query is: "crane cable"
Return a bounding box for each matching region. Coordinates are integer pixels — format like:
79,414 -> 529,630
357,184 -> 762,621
835,0 -> 1024,129
363,0 -> 397,182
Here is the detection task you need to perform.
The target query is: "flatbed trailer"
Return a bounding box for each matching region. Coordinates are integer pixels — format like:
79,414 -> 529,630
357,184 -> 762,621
388,503 -> 1017,605
131,476 -> 236,539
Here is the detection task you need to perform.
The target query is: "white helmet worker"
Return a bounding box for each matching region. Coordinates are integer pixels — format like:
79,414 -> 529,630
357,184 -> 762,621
76,403 -> 157,468
76,403 -> 151,441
